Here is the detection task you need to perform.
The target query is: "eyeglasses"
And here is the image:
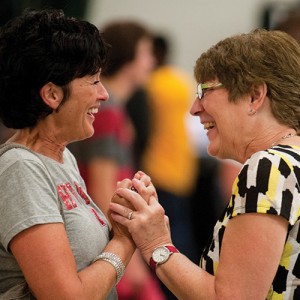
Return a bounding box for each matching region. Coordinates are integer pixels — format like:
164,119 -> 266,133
196,82 -> 223,100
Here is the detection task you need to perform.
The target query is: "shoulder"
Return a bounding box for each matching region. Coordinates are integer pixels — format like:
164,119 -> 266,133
232,146 -> 300,223
238,147 -> 299,189
0,145 -> 44,171
244,146 -> 300,175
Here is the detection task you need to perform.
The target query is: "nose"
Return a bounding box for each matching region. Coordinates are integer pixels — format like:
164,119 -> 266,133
190,97 -> 203,116
97,82 -> 109,102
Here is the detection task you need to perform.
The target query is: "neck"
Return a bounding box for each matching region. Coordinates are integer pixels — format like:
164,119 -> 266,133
8,129 -> 65,163
239,128 -> 297,164
270,132 -> 297,147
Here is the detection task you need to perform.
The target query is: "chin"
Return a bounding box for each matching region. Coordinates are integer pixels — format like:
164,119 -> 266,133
84,132 -> 94,140
76,129 -> 94,142
207,144 -> 217,158
207,145 -> 225,160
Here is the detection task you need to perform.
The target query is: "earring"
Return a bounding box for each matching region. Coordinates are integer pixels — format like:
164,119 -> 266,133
248,108 -> 256,116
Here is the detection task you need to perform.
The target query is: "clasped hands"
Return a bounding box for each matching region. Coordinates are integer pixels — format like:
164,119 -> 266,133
109,171 -> 172,262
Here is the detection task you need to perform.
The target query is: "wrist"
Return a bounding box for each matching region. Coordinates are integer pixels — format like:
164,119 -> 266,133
139,237 -> 173,262
93,252 -> 125,284
106,236 -> 135,265
149,245 -> 179,273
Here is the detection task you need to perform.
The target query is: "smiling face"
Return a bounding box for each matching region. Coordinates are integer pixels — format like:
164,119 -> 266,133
190,81 -> 249,161
53,73 -> 109,143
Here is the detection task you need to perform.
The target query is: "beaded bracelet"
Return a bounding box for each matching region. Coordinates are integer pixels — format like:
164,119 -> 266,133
93,252 -> 125,285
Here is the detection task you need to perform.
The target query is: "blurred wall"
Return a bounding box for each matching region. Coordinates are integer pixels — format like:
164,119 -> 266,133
1,0 -> 299,78
86,0 -> 299,74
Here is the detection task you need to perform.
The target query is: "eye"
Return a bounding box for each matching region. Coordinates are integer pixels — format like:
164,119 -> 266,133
202,88 -> 213,98
92,80 -> 100,85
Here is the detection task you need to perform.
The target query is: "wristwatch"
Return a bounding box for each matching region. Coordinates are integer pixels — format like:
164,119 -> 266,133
149,245 -> 179,272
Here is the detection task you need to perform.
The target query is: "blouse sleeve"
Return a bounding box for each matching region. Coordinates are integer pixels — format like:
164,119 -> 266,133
231,148 -> 300,226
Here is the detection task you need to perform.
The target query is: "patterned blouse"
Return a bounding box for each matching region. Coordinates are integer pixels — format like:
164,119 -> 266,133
200,145 -> 300,299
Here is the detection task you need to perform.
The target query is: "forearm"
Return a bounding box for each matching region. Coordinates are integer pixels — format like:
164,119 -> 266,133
108,182 -> 218,299
154,253 -> 217,300
77,237 -> 135,299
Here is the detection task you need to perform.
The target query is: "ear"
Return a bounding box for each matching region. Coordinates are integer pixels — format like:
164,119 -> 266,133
39,82 -> 64,109
249,83 -> 268,110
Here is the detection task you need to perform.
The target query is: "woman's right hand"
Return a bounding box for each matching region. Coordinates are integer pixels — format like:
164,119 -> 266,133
109,179 -> 135,239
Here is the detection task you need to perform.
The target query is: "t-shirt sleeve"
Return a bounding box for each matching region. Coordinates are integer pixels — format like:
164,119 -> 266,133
231,149 -> 300,226
0,158 -> 63,251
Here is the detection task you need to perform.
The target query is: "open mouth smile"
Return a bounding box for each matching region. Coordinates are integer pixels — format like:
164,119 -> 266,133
87,107 -> 98,116
203,121 -> 216,130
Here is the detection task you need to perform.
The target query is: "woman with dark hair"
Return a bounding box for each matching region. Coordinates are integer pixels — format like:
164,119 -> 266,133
0,8 -> 144,299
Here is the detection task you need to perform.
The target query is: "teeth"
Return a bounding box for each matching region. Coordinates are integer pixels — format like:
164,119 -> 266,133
203,122 -> 215,130
88,108 -> 98,114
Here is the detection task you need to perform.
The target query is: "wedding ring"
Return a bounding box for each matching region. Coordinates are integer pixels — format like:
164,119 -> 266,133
128,211 -> 134,220
130,186 -> 138,192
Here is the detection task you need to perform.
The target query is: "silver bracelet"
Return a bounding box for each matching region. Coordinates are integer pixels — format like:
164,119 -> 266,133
93,252 -> 125,285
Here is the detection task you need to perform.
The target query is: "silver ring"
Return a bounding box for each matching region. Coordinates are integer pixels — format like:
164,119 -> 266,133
128,211 -> 133,220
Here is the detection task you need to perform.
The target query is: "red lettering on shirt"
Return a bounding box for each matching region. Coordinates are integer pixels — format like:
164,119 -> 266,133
90,207 -> 106,226
74,182 -> 90,204
57,183 -> 78,210
57,182 -> 107,226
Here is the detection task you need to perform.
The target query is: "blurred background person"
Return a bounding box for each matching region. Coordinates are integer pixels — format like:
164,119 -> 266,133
141,34 -> 198,299
126,87 -> 152,172
269,4 -> 300,42
189,149 -> 241,256
273,10 -> 300,40
69,20 -> 164,300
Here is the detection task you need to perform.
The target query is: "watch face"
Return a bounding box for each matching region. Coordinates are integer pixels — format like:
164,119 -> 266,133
152,247 -> 170,264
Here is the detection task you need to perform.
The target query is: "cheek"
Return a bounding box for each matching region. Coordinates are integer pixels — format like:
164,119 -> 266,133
138,53 -> 154,73
61,95 -> 84,117
133,64 -> 152,84
73,90 -> 93,107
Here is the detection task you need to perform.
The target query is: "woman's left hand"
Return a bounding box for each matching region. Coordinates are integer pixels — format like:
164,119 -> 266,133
132,171 -> 158,204
109,178 -> 135,238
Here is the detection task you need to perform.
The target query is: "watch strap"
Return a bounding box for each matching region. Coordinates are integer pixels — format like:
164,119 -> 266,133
149,245 -> 179,272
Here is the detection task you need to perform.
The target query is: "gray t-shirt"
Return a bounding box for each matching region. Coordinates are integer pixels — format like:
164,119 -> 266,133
0,145 -> 117,299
